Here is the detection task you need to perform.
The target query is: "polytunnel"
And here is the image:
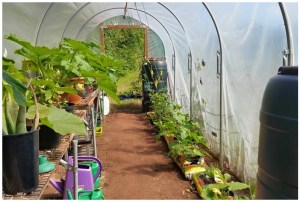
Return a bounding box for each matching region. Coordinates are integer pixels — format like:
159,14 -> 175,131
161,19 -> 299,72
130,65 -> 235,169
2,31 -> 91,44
2,1 -> 298,199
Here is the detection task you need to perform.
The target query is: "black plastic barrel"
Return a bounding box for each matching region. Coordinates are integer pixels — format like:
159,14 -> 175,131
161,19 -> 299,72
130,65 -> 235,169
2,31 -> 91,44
149,58 -> 168,92
142,58 -> 168,92
256,66 -> 298,199
39,125 -> 62,150
3,128 -> 40,195
141,58 -> 168,112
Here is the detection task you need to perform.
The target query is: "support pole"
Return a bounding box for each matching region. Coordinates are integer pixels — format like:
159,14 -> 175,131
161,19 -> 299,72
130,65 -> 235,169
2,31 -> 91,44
123,2 -> 128,19
91,106 -> 97,157
99,23 -> 105,53
218,51 -> 224,171
279,2 -> 294,66
172,54 -> 176,101
189,53 -> 193,120
84,118 -> 90,156
73,135 -> 78,200
144,28 -> 149,59
202,3 -> 224,172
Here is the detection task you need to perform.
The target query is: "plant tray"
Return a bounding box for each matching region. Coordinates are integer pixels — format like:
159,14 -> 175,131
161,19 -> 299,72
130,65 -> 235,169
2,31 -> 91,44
192,172 -> 251,200
162,135 -> 207,180
96,127 -> 103,136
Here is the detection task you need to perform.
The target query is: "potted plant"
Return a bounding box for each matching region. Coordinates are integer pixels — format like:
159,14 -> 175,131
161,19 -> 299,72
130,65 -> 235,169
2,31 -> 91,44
56,37 -> 121,104
5,34 -> 121,150
2,58 -> 86,194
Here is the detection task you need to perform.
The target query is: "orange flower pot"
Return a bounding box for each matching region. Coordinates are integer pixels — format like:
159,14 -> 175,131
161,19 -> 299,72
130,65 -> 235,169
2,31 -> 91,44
67,93 -> 82,105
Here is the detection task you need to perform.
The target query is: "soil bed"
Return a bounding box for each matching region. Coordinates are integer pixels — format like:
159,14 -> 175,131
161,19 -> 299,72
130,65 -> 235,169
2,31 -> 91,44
97,112 -> 198,199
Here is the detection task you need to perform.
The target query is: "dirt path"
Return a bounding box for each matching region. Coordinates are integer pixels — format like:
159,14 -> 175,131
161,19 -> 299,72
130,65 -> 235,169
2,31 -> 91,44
97,112 -> 198,200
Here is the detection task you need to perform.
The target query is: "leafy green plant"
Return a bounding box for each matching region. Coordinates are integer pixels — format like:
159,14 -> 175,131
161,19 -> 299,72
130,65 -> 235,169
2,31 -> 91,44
205,166 -> 231,184
5,34 -> 121,104
3,33 -> 122,136
201,182 -> 250,200
2,58 -> 86,136
149,91 -> 208,161
169,142 -> 208,160
104,28 -> 144,74
197,166 -> 251,200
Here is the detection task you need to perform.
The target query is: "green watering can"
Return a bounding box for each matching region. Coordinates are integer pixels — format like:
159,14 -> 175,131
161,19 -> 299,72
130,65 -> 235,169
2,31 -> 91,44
67,189 -> 105,200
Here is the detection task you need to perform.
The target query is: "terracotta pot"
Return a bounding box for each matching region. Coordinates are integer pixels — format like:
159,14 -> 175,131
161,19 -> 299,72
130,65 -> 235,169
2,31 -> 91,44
60,92 -> 69,103
68,93 -> 82,104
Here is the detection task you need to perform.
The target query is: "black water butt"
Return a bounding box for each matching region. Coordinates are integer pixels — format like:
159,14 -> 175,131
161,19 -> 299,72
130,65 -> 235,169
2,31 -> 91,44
3,129 -> 40,195
39,125 -> 62,150
256,66 -> 298,199
141,58 -> 168,112
149,58 -> 168,92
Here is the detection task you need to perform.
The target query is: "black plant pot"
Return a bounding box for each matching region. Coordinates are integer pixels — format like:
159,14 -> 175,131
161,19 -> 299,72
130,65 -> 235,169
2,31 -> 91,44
39,125 -> 62,150
3,129 -> 40,195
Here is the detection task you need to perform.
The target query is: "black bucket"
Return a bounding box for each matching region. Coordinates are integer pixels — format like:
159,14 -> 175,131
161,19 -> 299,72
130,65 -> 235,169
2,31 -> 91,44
39,125 -> 62,150
3,128 -> 40,195
256,66 -> 298,199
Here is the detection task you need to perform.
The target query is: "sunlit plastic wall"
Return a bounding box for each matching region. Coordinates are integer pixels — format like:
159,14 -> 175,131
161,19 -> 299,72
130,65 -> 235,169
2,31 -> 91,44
2,2 -> 298,184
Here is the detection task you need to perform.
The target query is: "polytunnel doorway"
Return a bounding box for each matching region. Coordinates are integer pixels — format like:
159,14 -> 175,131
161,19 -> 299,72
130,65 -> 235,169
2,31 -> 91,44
98,16 -> 169,104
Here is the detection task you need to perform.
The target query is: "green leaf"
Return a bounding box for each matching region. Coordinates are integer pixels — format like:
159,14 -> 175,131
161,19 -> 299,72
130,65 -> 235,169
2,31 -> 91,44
227,181 -> 250,191
5,34 -> 35,53
56,86 -> 77,94
61,38 -> 94,55
2,93 -> 19,134
201,184 -> 228,200
3,70 -> 27,107
26,104 -> 50,119
6,34 -> 59,58
81,70 -> 120,104
224,173 -> 231,181
45,91 -> 52,101
42,106 -> 87,135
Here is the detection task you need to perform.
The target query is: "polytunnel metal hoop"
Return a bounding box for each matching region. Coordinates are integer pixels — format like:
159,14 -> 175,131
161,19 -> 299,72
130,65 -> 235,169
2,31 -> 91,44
202,3 -> 224,171
61,3 -> 91,41
35,3 -> 54,46
279,2 -> 294,66
188,52 -> 193,119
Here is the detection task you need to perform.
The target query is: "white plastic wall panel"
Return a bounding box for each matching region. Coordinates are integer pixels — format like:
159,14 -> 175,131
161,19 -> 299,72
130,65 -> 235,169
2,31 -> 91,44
3,3 -> 50,64
208,2 -> 287,183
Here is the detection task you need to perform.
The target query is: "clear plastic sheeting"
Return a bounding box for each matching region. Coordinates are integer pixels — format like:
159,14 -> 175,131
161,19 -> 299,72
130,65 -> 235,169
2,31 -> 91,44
209,2 -> 288,183
2,2 -> 298,184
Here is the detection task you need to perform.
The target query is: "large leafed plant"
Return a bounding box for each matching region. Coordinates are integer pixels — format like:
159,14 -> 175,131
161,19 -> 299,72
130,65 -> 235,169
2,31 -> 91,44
5,34 -> 120,105
2,58 -> 86,136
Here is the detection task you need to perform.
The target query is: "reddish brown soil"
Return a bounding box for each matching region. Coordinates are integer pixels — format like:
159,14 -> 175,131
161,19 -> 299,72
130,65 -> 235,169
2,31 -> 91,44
98,112 -> 198,199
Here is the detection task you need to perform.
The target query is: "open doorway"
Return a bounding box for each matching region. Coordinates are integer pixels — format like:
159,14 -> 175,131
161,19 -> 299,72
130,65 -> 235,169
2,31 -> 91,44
100,24 -> 148,98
